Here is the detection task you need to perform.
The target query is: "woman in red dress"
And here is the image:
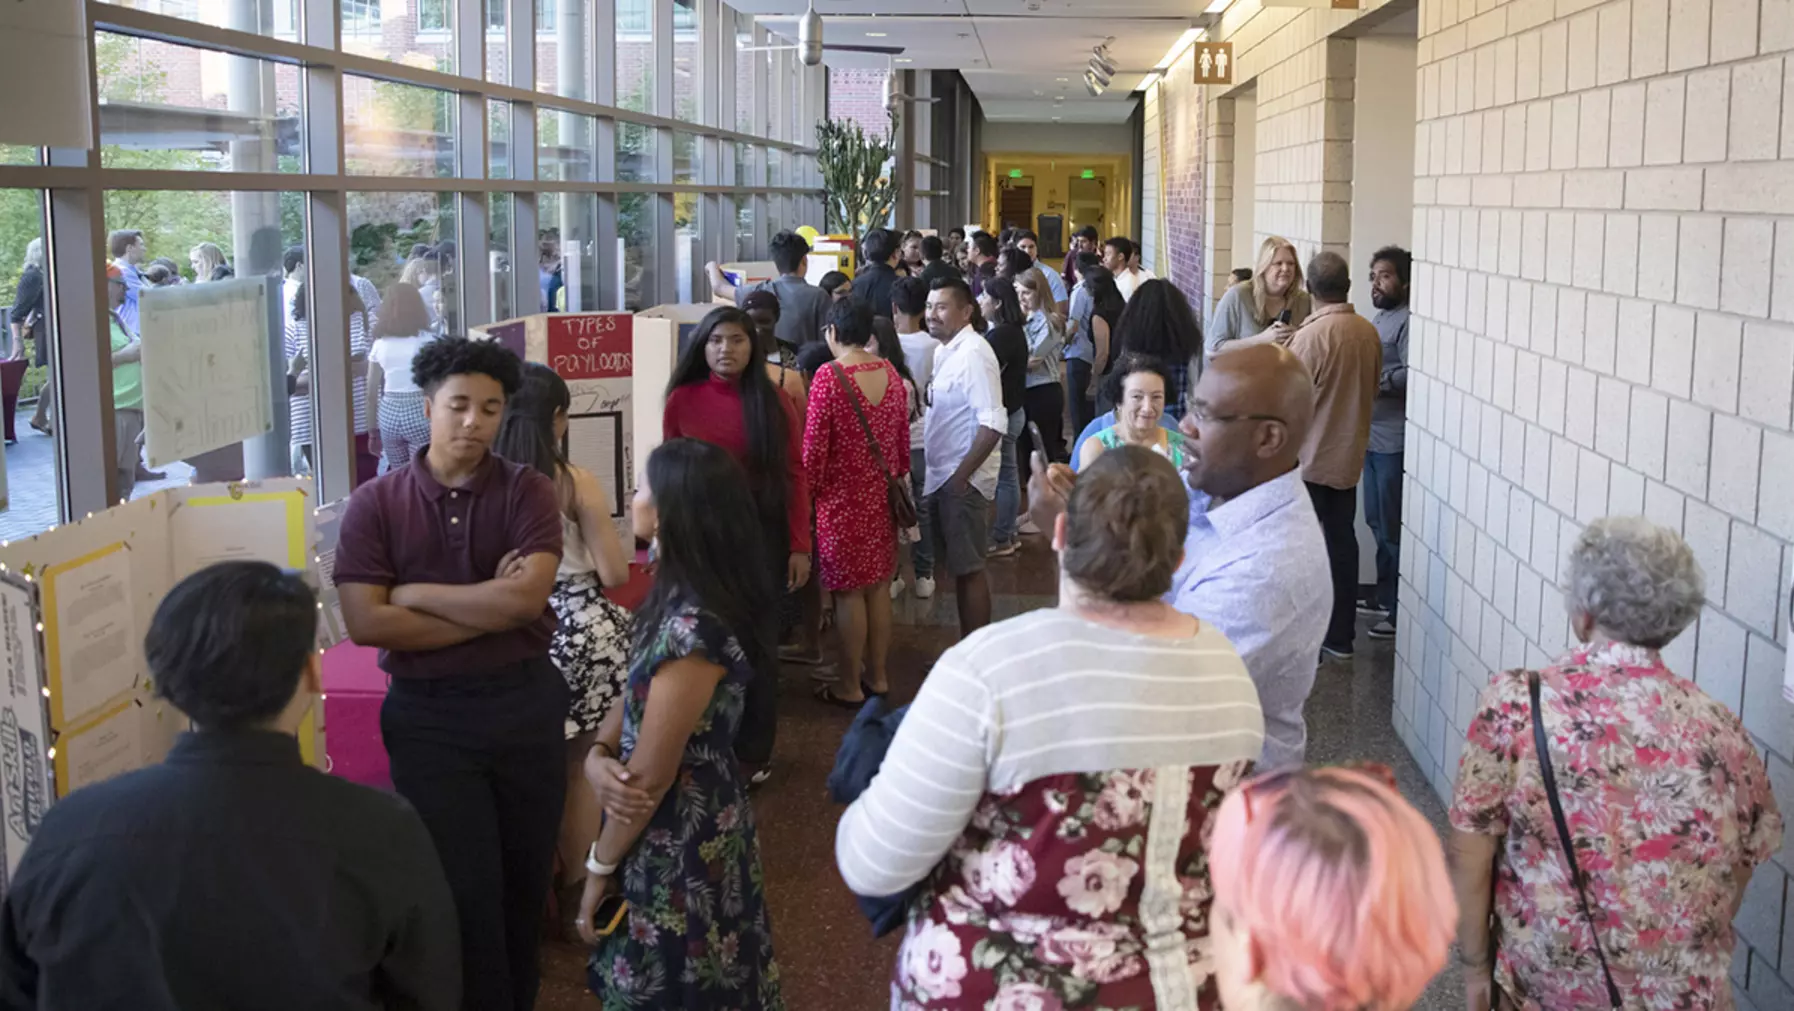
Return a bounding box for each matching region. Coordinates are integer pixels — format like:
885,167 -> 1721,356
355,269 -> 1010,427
803,299 -> 909,706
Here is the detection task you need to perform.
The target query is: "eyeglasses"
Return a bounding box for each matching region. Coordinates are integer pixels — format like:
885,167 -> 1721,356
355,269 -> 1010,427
1186,404 -> 1287,426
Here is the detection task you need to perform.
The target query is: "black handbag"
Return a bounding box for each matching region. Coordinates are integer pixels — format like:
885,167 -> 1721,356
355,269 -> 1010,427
829,362 -> 917,531
1528,671 -> 1624,1009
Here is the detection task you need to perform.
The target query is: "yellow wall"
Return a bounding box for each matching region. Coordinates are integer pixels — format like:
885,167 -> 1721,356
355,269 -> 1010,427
982,152 -> 1132,254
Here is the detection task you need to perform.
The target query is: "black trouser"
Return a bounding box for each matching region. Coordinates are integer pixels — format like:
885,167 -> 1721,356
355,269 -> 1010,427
736,525 -> 787,766
1019,382 -> 1068,465
1305,481 -> 1360,651
383,658 -> 569,1011
1065,359 -> 1095,437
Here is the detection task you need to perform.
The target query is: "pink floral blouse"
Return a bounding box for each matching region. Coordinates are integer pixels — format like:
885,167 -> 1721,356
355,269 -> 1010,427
1449,641 -> 1784,1010
893,762 -> 1251,1011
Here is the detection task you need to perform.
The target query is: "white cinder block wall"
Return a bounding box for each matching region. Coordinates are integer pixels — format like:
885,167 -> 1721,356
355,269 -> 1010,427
1400,0 -> 1794,998
1156,0 -> 1794,1002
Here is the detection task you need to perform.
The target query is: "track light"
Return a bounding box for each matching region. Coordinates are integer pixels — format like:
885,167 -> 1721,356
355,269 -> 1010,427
1086,57 -> 1112,88
1084,69 -> 1106,97
1090,46 -> 1118,79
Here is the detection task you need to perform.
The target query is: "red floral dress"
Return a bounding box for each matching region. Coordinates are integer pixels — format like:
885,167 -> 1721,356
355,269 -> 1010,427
802,359 -> 910,591
1449,642 -> 1784,1010
892,762 -> 1251,1011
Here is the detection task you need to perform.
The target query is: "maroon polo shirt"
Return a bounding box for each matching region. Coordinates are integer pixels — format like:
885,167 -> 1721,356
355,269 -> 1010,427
333,448 -> 563,678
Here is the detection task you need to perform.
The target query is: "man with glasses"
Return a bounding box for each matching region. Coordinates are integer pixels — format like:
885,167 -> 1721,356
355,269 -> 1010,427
1028,343 -> 1330,771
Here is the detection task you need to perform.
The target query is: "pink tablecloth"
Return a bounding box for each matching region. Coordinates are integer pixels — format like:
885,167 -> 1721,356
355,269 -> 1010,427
323,561 -> 654,789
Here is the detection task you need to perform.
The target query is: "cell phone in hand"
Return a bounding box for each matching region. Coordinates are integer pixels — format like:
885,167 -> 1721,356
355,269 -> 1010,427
1026,422 -> 1047,460
589,894 -> 628,938
1276,309 -> 1292,325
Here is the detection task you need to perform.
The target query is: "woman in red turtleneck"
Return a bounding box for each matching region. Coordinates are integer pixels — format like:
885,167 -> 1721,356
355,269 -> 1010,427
662,306 -> 810,779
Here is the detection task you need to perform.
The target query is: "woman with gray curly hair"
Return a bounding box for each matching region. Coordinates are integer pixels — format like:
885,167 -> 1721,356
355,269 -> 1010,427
1448,517 -> 1783,1011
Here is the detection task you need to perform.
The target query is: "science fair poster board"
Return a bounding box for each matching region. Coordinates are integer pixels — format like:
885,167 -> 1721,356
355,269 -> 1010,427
0,480 -> 321,820
0,574 -> 49,896
138,278 -> 279,469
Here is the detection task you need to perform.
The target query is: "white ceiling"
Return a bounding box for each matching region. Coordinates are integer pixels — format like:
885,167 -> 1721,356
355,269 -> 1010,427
735,0 -> 1198,123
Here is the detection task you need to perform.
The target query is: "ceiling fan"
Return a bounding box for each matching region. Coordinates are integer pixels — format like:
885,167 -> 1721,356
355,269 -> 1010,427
741,1 -> 907,67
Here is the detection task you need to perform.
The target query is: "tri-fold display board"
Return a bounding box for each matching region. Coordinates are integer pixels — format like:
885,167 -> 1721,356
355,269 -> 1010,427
471,311 -> 678,539
0,479 -> 322,897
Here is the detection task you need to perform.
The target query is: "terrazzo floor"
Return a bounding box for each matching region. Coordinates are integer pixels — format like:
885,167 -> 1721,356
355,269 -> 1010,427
536,535 -> 1464,1011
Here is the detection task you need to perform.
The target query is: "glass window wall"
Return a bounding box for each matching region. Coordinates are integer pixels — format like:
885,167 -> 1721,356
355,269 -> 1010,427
11,0 -> 817,518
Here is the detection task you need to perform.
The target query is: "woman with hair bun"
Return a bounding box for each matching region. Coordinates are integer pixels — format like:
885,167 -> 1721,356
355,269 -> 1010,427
837,445 -> 1264,1008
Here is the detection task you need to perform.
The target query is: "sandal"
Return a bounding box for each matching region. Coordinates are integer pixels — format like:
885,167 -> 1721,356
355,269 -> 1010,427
779,645 -> 825,666
862,680 -> 889,698
28,419 -> 50,436
812,682 -> 867,709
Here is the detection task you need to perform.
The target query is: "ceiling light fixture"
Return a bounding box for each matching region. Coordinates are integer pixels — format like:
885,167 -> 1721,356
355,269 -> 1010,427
866,31 -> 887,37
1083,68 -> 1105,97
1203,0 -> 1231,12
895,57 -> 912,63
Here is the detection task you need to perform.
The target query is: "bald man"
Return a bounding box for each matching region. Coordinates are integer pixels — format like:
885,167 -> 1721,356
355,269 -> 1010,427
1028,344 -> 1330,770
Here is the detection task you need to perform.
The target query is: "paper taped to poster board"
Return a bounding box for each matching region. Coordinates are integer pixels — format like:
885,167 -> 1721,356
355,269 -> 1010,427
41,543 -> 139,728
313,498 -> 347,650
139,279 -> 276,468
167,487 -> 309,582
0,577 -> 49,898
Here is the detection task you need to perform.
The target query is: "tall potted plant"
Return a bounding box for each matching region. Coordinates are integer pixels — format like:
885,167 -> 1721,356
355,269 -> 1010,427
817,112 -> 899,237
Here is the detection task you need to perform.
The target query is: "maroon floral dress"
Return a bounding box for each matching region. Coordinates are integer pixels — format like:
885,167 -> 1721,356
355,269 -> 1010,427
1449,642 -> 1783,1010
801,359 -> 910,591
892,761 -> 1252,1010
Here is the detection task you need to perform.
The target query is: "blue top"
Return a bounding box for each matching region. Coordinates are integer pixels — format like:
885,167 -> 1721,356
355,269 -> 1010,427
1063,282 -> 1094,363
1168,468 -> 1331,771
1068,410 -> 1178,471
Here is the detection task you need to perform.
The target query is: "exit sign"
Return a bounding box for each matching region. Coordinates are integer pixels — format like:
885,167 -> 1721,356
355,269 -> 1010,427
1080,169 -> 1096,179
1008,169 -> 1024,179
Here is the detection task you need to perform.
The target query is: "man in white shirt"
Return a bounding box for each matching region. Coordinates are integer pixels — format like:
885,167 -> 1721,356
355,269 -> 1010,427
1104,236 -> 1156,301
922,278 -> 1004,637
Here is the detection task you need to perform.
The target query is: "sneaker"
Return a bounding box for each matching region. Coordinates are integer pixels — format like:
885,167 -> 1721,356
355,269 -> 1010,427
1018,516 -> 1042,536
890,577 -> 906,600
1367,619 -> 1397,640
1319,642 -> 1355,661
748,763 -> 773,789
915,576 -> 936,599
987,541 -> 1019,559
1355,601 -> 1388,618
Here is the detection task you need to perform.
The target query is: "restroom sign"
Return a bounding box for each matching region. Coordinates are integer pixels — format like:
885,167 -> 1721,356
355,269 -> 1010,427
1194,43 -> 1234,85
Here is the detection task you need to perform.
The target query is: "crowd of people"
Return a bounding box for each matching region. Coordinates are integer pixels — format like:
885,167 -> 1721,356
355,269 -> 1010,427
0,220 -> 1781,1011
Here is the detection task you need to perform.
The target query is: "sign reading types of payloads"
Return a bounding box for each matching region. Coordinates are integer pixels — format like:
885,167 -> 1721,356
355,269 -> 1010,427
1194,42 -> 1235,86
547,313 -> 635,380
139,278 -> 276,469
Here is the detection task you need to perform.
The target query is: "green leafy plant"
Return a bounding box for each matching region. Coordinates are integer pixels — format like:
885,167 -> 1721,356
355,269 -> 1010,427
817,113 -> 898,237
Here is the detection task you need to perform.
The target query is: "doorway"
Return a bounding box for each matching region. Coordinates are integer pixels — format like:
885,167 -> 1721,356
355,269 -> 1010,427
998,180 -> 1035,233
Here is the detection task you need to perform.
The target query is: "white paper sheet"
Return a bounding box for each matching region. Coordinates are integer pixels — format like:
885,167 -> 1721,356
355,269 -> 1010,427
139,279 -> 276,468
58,704 -> 142,794
167,492 -> 305,582
45,546 -> 139,727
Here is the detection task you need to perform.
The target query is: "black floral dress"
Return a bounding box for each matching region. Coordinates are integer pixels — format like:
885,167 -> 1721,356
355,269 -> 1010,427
587,601 -> 784,1011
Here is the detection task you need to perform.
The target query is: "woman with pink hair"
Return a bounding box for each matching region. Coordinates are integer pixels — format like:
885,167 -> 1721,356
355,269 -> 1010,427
1208,766 -> 1456,1011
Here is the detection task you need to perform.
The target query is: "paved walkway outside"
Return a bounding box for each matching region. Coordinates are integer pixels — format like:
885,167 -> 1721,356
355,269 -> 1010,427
0,408 -> 195,543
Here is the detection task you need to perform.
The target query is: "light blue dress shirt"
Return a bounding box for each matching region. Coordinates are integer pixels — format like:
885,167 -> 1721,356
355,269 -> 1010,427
1034,262 -> 1068,305
1169,468 -> 1331,771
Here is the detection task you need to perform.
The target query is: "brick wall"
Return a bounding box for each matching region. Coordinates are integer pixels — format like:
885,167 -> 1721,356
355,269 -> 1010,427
829,68 -> 891,137
1160,46 -> 1207,298
1151,0 -> 1794,1003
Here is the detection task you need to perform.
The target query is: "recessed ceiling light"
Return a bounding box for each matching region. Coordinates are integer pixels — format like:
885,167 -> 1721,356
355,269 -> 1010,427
865,31 -> 887,37
895,57 -> 912,63
1056,77 -> 1069,82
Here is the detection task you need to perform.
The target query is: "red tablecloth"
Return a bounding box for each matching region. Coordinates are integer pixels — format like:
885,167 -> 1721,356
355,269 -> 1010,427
323,561 -> 653,788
